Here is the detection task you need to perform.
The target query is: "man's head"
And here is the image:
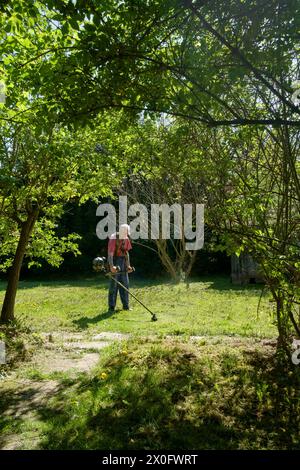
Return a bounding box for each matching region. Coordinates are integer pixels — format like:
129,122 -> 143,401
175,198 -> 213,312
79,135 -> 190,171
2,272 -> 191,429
119,223 -> 130,239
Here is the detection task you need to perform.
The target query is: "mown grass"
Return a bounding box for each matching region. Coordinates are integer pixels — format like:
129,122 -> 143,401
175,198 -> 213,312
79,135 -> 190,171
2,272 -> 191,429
0,276 -> 276,337
0,323 -> 44,377
1,338 -> 299,450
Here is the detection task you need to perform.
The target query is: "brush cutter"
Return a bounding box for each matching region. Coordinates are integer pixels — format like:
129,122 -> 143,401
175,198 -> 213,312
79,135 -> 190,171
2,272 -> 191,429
92,257 -> 157,322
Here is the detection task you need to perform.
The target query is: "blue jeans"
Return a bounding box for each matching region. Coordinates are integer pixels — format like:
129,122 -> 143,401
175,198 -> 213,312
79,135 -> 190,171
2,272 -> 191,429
108,256 -> 129,310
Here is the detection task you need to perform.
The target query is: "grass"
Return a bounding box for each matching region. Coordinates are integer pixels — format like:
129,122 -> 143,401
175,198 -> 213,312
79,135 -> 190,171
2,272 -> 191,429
0,323 -> 43,377
0,276 -> 276,337
1,338 -> 299,450
1,275 -> 293,450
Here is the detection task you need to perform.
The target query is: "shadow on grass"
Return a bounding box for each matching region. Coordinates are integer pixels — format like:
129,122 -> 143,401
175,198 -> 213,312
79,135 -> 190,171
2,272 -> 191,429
72,309 -> 123,328
0,380 -> 67,449
0,272 -> 265,295
195,275 -> 266,293
0,278 -> 106,292
0,277 -> 168,292
7,342 -> 296,450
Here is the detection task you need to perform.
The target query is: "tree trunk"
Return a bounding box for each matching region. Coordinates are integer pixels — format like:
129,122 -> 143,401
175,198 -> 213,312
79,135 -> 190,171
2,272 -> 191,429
184,250 -> 197,289
0,210 -> 38,323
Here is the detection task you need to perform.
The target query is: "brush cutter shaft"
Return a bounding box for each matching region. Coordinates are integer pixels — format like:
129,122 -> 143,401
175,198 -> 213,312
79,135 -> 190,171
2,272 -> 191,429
92,257 -> 157,321
106,273 -> 157,320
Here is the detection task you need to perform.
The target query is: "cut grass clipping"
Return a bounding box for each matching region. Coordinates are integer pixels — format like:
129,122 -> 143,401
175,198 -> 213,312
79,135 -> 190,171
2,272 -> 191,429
31,338 -> 300,450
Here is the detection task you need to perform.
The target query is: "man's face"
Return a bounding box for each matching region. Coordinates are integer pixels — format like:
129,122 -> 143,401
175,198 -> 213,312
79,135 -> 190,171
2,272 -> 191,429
120,225 -> 129,239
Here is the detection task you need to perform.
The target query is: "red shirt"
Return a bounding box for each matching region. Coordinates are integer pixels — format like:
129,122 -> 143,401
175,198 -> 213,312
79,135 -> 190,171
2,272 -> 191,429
108,235 -> 132,257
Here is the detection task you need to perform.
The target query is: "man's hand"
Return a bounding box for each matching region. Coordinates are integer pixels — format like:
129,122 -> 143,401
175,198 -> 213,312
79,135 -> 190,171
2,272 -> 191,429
110,266 -> 118,273
127,266 -> 134,273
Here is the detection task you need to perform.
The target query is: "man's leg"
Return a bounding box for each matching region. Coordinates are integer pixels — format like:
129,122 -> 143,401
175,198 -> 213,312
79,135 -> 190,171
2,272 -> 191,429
118,258 -> 130,309
119,271 -> 129,309
108,276 -> 118,311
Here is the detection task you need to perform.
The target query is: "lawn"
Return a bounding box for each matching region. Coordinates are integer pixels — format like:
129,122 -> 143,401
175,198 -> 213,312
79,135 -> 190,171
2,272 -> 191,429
42,339 -> 300,450
1,337 -> 300,450
3,275 -> 297,451
0,275 -> 276,338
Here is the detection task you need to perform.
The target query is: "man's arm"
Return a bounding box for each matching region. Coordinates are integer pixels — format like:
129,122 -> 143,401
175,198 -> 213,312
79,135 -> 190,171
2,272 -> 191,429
125,252 -> 133,272
108,253 -> 114,266
108,238 -> 117,273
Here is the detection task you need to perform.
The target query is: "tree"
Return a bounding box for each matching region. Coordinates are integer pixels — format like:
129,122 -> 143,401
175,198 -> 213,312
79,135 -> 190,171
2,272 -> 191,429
0,115 -> 118,323
2,0 -> 299,128
120,118 -> 204,283
1,0 -> 299,358
188,122 -> 300,357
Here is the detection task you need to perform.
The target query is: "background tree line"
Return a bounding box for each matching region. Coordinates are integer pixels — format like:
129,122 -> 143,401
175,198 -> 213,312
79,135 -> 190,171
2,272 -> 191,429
0,198 -> 230,280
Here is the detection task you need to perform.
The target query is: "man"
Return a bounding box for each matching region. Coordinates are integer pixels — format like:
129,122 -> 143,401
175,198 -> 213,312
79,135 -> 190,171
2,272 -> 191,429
107,223 -> 133,312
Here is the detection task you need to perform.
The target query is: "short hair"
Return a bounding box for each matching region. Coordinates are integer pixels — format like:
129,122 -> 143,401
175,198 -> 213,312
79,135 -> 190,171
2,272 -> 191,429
119,224 -> 130,238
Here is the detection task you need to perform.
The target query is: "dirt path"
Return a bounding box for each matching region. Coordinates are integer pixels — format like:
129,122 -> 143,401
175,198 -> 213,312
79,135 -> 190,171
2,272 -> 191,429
0,331 -> 129,450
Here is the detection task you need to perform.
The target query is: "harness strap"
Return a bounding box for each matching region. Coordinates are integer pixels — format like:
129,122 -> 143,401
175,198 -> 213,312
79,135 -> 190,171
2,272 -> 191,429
114,233 -> 126,257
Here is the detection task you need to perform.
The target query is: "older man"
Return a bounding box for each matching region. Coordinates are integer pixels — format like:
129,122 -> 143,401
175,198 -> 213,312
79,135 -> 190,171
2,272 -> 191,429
107,224 -> 133,312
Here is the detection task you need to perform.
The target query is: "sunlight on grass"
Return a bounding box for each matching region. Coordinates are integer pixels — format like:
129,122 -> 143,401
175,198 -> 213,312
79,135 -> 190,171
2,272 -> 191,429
21,338 -> 300,450
0,276 -> 276,337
